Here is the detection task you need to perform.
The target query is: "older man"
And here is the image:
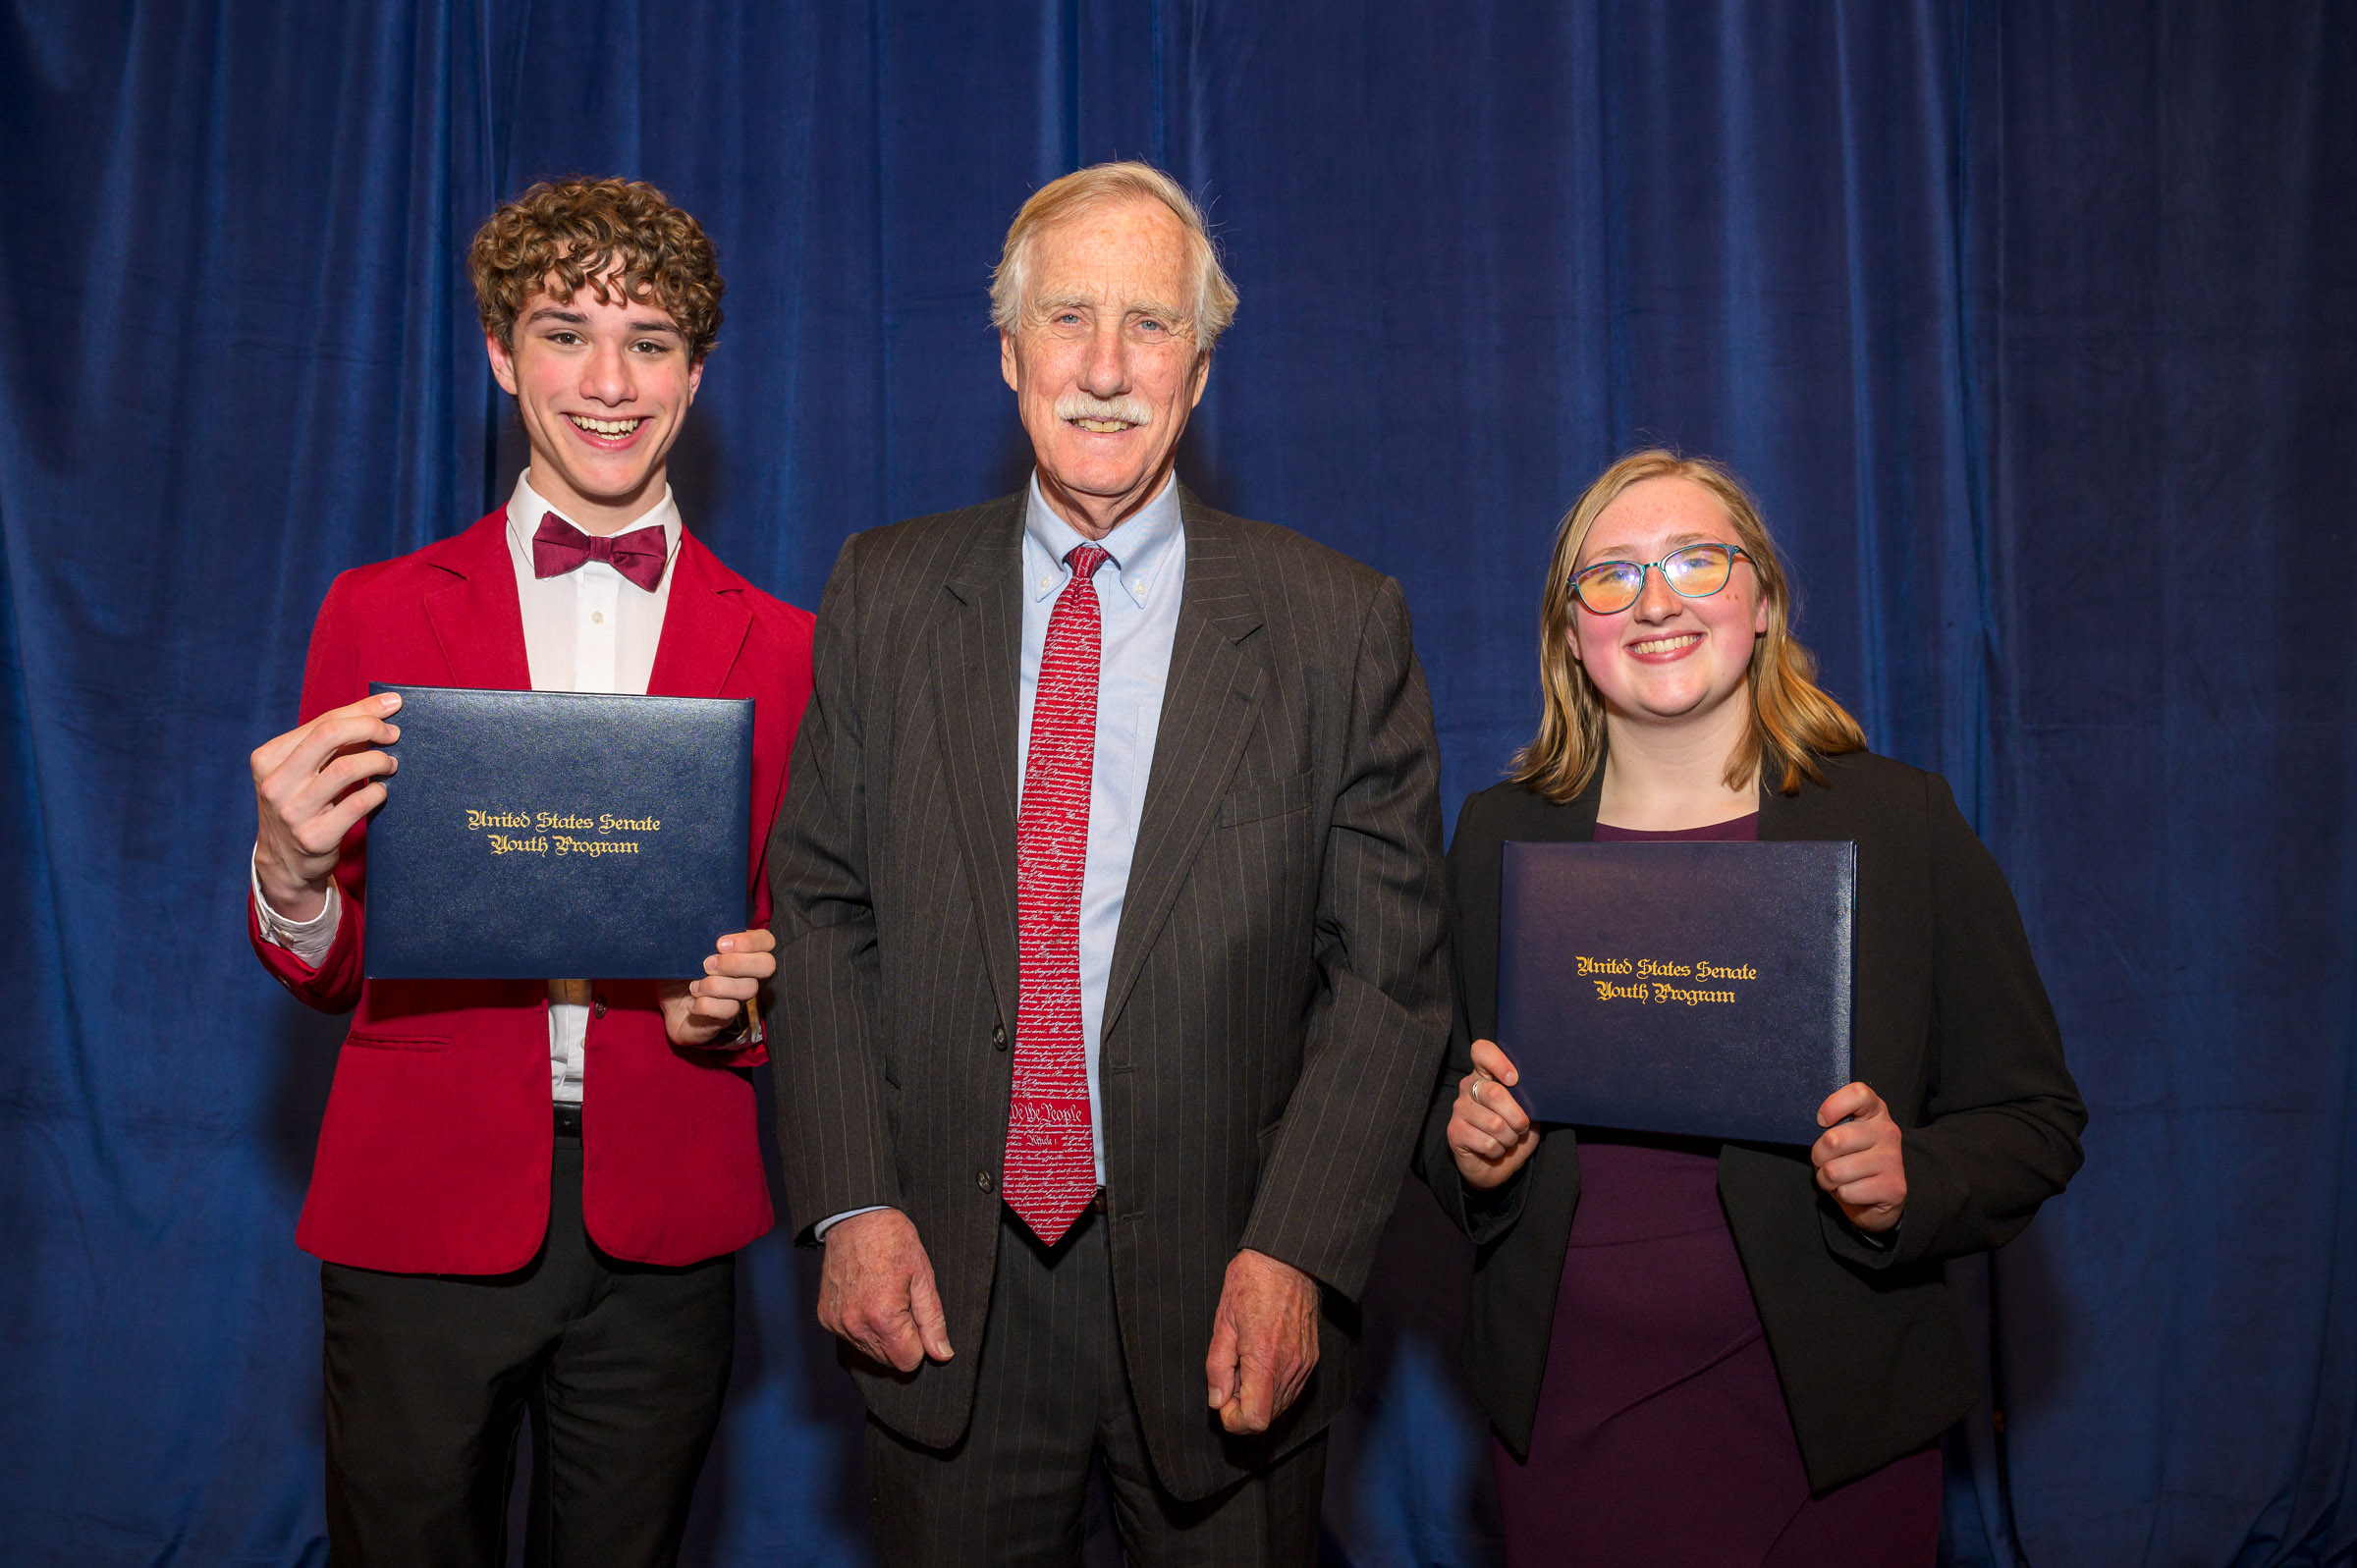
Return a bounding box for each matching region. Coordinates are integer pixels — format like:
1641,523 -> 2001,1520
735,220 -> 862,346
769,162 -> 1448,1563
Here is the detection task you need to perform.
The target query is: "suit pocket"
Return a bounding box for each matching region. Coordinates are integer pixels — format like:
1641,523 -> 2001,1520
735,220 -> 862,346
341,1028 -> 451,1054
1219,769 -> 1313,828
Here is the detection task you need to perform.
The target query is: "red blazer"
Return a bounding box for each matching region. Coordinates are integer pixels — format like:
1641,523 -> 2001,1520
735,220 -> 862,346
249,510 -> 814,1272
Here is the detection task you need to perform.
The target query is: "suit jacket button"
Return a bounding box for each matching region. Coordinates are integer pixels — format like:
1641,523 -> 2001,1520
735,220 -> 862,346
591,995 -> 607,1019
992,1025 -> 1008,1051
976,1169 -> 996,1194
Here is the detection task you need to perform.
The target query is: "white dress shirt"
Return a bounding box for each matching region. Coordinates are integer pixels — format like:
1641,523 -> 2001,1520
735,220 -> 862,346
251,469 -> 685,1105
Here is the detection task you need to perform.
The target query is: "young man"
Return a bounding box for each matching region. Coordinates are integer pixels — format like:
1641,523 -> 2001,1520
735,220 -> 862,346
247,178 -> 812,1566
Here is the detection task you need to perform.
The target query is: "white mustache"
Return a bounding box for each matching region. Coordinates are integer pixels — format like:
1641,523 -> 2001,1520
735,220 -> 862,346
1055,393 -> 1153,426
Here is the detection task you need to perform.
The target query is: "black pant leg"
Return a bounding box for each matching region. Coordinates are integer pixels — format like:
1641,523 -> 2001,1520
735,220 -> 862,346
1100,1419 -> 1326,1568
862,1206 -> 1328,1567
322,1130 -> 736,1568
865,1210 -> 1116,1567
532,1243 -> 735,1567
321,1236 -> 579,1567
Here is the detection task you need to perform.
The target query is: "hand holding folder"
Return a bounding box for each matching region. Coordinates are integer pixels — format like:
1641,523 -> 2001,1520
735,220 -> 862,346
1806,1079 -> 1906,1233
1441,835 -> 1910,1233
1444,1037 -> 1540,1190
659,925 -> 777,1051
1444,1036 -> 1907,1232
1496,839 -> 1857,1147
362,684 -> 753,980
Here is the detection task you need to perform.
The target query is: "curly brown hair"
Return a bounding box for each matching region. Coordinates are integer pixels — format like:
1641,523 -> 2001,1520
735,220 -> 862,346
468,177 -> 724,361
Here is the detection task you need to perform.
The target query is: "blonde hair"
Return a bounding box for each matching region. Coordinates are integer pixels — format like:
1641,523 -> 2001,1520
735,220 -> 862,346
989,161 -> 1238,353
1510,450 -> 1866,801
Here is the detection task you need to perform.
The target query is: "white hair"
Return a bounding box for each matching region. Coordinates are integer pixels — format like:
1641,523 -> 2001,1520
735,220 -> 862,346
989,161 -> 1238,354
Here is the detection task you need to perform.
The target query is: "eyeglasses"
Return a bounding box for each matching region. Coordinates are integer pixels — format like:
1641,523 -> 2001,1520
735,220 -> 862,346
1566,543 -> 1753,615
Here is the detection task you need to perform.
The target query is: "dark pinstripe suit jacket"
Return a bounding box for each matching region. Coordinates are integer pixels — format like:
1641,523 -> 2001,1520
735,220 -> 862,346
766,489 -> 1450,1499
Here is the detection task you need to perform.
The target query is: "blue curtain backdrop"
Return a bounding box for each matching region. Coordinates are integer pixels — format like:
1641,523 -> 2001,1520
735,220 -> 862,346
3,3 -> 2352,1563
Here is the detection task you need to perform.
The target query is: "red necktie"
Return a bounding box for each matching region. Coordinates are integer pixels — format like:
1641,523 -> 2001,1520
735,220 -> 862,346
531,512 -> 670,592
1005,543 -> 1110,1244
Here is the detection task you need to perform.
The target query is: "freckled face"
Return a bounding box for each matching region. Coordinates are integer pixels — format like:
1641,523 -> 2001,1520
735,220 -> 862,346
1566,476 -> 1770,729
485,275 -> 702,532
999,198 -> 1207,532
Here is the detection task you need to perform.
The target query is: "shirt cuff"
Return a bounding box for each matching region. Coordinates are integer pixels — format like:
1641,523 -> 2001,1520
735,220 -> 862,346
813,1205 -> 892,1242
250,849 -> 341,968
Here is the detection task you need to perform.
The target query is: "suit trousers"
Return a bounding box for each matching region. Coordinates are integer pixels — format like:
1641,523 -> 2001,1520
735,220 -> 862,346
319,1127 -> 735,1568
864,1205 -> 1326,1567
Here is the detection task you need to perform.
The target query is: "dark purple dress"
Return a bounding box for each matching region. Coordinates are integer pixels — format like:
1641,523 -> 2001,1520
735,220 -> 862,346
1491,813 -> 1941,1568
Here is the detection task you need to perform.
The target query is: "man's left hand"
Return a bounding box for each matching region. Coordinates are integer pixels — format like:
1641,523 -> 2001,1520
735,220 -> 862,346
1204,1248 -> 1320,1435
1811,1080 -> 1906,1232
660,928 -> 776,1047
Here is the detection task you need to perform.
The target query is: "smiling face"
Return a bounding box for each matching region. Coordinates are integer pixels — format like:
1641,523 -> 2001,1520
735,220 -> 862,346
1566,475 -> 1771,732
999,197 -> 1208,538
485,274 -> 703,533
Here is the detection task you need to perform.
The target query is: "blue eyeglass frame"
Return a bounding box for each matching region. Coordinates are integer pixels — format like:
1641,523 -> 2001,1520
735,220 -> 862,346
1566,543 -> 1753,615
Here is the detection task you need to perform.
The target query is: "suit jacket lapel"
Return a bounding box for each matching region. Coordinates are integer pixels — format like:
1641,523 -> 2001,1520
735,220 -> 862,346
1754,776 -> 1806,841
1758,766 -> 1890,1090
932,498 -> 1028,1029
646,534 -> 752,698
1562,769 -> 1604,839
1101,500 -> 1266,1042
422,511 -> 532,690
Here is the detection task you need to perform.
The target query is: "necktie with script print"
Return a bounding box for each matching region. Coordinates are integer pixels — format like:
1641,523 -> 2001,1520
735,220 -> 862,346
1004,542 -> 1111,1245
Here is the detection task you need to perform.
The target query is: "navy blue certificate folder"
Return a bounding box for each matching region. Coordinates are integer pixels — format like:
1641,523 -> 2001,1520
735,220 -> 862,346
362,683 -> 752,980
1497,840 -> 1856,1146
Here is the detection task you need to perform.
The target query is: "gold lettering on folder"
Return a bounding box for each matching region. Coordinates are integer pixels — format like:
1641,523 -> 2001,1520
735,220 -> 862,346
1577,955 -> 1758,1005
466,806 -> 668,859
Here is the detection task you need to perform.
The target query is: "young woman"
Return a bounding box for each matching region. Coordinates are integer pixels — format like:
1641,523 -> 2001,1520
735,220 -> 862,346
1416,451 -> 2084,1565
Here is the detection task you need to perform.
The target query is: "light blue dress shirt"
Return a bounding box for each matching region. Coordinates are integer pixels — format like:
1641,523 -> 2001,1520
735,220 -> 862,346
1015,471 -> 1185,1185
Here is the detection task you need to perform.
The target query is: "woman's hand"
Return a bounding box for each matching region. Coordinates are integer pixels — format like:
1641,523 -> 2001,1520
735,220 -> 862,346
1448,1039 -> 1539,1189
660,928 -> 777,1048
1812,1081 -> 1905,1232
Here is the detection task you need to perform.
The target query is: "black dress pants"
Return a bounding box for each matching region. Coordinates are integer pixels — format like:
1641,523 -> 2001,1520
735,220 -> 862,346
864,1205 -> 1326,1567
319,1126 -> 735,1568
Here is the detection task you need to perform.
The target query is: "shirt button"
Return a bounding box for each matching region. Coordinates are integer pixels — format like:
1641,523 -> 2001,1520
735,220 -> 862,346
992,1025 -> 1009,1051
591,995 -> 608,1019
975,1169 -> 996,1194
1038,576 -> 1051,590
591,611 -> 605,623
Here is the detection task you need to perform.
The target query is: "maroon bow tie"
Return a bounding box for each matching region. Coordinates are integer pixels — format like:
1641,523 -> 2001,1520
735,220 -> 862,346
531,513 -> 669,592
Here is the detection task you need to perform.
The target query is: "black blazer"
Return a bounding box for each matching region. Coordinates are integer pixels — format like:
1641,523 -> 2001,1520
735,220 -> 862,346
769,491 -> 1451,1500
1412,751 -> 2085,1492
